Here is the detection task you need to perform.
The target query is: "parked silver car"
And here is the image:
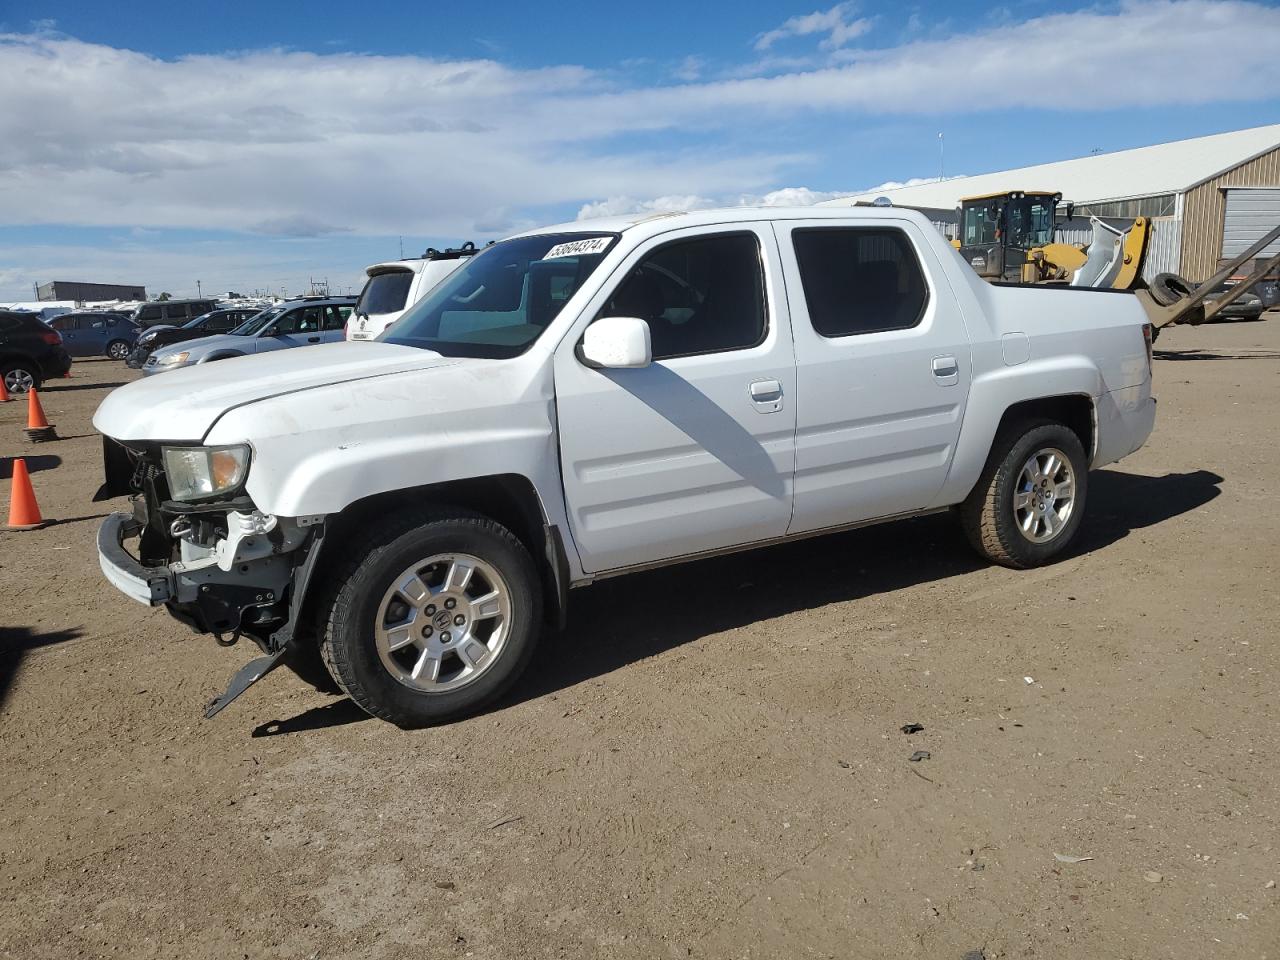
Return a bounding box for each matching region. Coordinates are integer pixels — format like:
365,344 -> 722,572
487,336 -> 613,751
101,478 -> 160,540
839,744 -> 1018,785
143,296 -> 356,375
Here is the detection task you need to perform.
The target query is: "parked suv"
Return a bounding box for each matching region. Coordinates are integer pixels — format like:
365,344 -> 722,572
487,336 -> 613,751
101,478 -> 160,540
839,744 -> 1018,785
48,312 -> 141,360
347,245 -> 479,341
128,307 -> 262,368
95,207 -> 1156,726
0,310 -> 72,393
129,299 -> 218,328
143,296 -> 356,375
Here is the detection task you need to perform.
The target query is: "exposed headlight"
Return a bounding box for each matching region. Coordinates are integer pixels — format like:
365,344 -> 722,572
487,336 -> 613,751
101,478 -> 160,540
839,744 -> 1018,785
139,333 -> 157,343
157,351 -> 190,366
161,445 -> 250,501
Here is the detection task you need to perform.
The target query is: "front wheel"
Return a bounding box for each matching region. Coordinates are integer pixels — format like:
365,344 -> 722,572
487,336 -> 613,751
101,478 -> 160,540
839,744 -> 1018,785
107,340 -> 131,360
319,509 -> 542,727
960,421 -> 1088,568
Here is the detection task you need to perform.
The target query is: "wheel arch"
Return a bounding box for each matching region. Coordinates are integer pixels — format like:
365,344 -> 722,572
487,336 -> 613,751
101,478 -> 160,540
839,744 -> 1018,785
297,473 -> 568,647
933,358 -> 1103,509
993,394 -> 1095,461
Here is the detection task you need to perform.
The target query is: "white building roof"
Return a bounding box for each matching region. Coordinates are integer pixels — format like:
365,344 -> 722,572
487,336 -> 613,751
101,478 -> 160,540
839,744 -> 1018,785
818,123 -> 1280,210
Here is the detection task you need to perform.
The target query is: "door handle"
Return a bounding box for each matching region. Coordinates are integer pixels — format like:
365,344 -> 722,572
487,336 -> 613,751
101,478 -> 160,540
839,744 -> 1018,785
931,355 -> 959,385
748,378 -> 784,413
307,336 -> 320,343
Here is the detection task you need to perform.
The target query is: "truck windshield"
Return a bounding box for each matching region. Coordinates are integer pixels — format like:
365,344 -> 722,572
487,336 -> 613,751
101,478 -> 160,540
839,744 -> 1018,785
229,307 -> 280,337
1006,196 -> 1056,249
383,233 -> 617,358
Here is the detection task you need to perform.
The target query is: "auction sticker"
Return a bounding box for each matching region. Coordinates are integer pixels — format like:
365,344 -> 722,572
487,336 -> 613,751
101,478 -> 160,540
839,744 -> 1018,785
543,237 -> 612,259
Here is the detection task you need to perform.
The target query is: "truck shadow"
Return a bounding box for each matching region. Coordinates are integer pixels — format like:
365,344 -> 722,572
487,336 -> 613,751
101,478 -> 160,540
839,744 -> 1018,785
507,467 -> 1223,708
0,625 -> 86,709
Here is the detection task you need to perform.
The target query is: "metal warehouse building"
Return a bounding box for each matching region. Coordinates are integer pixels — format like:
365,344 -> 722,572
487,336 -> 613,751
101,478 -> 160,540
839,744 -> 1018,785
36,280 -> 147,302
820,124 -> 1280,281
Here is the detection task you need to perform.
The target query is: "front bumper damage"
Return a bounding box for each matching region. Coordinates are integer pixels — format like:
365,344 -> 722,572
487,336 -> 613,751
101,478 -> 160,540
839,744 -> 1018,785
98,493 -> 325,718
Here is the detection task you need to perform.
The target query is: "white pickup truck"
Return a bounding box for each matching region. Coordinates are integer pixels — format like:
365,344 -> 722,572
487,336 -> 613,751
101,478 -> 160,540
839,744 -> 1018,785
93,207 -> 1155,726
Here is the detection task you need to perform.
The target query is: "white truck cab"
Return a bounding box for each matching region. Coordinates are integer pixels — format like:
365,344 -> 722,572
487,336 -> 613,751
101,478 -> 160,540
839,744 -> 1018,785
93,207 -> 1156,726
346,244 -> 479,341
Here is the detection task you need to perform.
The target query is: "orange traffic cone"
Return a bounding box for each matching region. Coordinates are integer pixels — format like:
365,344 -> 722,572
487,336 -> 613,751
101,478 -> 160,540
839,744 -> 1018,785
5,458 -> 49,530
0,375 -> 10,402
25,388 -> 57,442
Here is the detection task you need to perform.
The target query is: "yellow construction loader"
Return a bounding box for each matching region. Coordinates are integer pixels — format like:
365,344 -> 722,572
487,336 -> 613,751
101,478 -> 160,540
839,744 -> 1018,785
954,190 -> 1150,289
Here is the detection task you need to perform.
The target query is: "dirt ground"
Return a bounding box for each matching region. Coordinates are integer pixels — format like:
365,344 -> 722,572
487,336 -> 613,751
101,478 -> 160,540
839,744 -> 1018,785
1,317 -> 1278,960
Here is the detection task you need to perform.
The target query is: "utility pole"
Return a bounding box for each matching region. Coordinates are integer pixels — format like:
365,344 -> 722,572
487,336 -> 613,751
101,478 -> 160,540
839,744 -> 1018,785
197,280 -> 202,298
399,236 -> 404,258
938,132 -> 945,182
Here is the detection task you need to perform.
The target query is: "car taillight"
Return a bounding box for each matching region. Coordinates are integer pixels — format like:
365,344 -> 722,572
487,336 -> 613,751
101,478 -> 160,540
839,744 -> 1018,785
41,330 -> 62,346
1142,323 -> 1153,376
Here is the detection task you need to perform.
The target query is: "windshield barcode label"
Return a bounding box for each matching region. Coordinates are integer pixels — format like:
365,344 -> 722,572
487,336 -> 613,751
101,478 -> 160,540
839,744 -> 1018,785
542,237 -> 611,260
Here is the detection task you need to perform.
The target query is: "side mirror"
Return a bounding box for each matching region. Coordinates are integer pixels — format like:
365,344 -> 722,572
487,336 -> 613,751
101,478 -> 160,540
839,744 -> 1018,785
581,316 -> 652,369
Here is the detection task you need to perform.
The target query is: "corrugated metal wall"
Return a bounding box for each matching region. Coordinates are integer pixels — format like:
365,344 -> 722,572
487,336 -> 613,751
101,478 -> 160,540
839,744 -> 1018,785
1180,144 -> 1280,280
1222,188 -> 1280,257
1142,217 -> 1182,282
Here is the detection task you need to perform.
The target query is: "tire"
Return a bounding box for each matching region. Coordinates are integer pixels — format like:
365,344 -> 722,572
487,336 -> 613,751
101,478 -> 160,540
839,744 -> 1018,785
1148,272 -> 1194,307
319,508 -> 542,727
1,361 -> 40,395
960,421 -> 1089,569
106,340 -> 131,360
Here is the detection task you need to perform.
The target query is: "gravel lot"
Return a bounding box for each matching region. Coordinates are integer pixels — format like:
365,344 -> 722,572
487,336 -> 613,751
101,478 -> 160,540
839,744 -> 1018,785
2,317 -> 1278,959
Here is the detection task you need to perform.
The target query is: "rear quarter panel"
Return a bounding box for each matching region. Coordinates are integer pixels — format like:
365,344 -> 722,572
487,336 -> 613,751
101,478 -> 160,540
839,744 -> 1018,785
932,281 -> 1152,507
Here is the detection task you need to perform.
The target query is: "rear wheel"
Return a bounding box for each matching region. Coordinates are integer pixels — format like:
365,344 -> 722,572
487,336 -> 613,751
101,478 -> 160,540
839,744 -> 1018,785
2,362 -> 39,394
106,340 -> 131,360
319,509 -> 542,727
961,421 -> 1088,568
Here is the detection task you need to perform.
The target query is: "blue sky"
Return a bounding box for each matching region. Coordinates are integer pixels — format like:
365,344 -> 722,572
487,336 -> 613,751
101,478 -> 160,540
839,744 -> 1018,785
2,0 -> 1279,301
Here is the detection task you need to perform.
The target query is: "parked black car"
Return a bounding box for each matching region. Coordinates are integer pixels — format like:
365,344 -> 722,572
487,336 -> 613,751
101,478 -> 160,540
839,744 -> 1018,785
127,299 -> 218,328
0,311 -> 73,394
127,307 -> 262,368
1201,280 -> 1266,321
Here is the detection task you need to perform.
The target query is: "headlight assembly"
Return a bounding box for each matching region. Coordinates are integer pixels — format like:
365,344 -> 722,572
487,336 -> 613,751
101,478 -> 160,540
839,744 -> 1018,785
161,444 -> 251,501
158,351 -> 190,366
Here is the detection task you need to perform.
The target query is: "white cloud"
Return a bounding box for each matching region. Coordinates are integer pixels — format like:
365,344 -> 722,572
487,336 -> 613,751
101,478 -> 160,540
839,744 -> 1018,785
574,181 -> 965,221
754,3 -> 874,51
672,55 -> 705,82
0,0 -> 1277,296
577,194 -> 718,220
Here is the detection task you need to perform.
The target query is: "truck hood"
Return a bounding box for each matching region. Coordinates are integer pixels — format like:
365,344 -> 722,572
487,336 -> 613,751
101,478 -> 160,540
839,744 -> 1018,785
95,341 -> 457,442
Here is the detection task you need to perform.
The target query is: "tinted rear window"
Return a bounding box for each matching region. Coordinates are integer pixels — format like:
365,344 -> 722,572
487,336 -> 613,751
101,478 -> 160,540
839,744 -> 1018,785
791,228 -> 929,337
357,271 -> 414,315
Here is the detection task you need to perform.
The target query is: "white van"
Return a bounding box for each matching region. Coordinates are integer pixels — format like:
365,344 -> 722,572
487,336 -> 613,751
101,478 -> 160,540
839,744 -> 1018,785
346,244 -> 480,341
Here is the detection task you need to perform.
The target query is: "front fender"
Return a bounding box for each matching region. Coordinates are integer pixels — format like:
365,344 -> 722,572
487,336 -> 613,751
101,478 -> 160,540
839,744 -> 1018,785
931,355 -> 1102,507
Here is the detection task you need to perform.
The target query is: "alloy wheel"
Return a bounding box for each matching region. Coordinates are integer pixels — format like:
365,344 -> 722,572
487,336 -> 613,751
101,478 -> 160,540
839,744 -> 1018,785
1013,446 -> 1076,543
3,368 -> 35,394
374,553 -> 512,693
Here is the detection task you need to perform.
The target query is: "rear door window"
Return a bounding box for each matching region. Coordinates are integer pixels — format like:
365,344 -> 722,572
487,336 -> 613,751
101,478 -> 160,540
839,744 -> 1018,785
790,228 -> 929,337
324,305 -> 353,329
357,271 -> 414,315
136,305 -> 163,322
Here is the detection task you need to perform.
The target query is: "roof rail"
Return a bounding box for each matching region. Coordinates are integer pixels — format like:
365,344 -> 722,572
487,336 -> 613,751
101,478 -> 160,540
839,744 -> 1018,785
422,241 -> 480,261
